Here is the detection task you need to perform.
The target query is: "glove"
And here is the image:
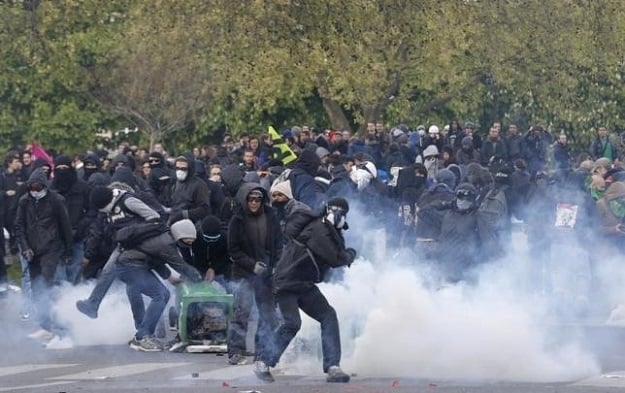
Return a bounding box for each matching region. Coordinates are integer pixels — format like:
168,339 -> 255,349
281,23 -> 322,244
253,262 -> 267,275
346,248 -> 357,264
22,249 -> 34,261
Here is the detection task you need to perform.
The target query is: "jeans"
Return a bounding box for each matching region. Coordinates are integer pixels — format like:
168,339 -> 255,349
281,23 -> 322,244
116,264 -> 170,339
262,286 -> 341,373
19,254 -> 32,314
228,276 -> 277,359
85,247 -> 121,310
56,241 -> 84,284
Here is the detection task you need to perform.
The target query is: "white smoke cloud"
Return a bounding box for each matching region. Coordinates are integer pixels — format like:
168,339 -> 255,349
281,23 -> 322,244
52,282 -> 135,346
279,211 -> 603,382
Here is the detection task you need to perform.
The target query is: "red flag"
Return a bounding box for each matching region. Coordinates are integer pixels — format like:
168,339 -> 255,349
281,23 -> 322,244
30,143 -> 54,167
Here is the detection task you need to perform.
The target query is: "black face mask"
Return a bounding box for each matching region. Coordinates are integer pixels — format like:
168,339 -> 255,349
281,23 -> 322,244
54,168 -> 76,191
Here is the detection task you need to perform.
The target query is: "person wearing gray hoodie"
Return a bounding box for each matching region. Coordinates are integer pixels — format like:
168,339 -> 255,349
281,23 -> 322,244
115,219 -> 200,352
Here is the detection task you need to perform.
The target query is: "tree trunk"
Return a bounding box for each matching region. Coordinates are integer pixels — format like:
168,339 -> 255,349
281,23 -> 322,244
360,104 -> 383,135
321,96 -> 352,132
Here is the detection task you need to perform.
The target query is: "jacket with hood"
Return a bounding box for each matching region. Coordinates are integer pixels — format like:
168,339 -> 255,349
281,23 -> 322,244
596,181 -> 625,239
227,183 -> 282,280
51,155 -> 94,241
169,153 -> 211,223
273,210 -> 355,293
15,168 -> 73,256
288,150 -> 324,212
218,164 -> 245,223
117,219 -> 202,281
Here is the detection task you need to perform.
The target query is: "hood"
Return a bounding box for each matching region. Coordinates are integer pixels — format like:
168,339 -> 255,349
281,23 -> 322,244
436,168 -> 457,190
109,181 -> 135,193
606,181 -> 625,201
194,160 -> 207,181
83,153 -> 101,168
294,150 -> 321,176
221,164 -> 245,195
235,182 -> 267,210
174,152 -> 196,181
110,154 -> 131,171
111,167 -> 138,190
170,219 -> 197,242
26,168 -> 49,188
148,151 -> 166,168
422,144 -> 439,158
87,172 -> 110,188
447,164 -> 463,185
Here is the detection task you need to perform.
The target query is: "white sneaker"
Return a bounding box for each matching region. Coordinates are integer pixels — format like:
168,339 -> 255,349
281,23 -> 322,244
45,335 -> 74,350
27,329 -> 54,341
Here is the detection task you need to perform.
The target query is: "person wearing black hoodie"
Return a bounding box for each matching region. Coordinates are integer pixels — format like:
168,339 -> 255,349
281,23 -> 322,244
254,197 -> 354,383
167,153 -> 211,225
51,155 -> 94,284
77,153 -> 107,183
15,168 -> 73,340
227,183 -> 281,366
287,150 -> 324,212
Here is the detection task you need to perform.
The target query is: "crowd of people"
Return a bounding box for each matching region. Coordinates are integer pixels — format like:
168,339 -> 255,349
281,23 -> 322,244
1,119 -> 625,383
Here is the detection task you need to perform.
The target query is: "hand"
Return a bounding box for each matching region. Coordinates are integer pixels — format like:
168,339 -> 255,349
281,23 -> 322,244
204,268 -> 215,282
168,272 -> 184,285
253,262 -> 267,275
22,249 -> 34,261
346,248 -> 357,264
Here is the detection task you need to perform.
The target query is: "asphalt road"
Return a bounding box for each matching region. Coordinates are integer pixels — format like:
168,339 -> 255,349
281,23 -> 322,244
3,287 -> 625,393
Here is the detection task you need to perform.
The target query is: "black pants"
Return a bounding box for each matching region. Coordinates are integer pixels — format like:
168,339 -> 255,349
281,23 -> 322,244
29,249 -> 63,331
227,275 -> 277,359
263,286 -> 341,373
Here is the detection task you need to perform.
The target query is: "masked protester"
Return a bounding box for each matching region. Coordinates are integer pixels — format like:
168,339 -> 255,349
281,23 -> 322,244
15,168 -> 73,342
167,153 -> 211,225
254,197 -> 355,384
227,183 -> 282,366
435,183 -> 481,284
51,155 -> 93,284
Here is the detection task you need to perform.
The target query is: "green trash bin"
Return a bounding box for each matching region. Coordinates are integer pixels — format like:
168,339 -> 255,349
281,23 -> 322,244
175,281 -> 233,353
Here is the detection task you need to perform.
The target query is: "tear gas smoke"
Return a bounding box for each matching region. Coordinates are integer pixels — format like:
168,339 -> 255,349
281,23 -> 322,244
52,282 -> 135,346
280,205 -> 602,382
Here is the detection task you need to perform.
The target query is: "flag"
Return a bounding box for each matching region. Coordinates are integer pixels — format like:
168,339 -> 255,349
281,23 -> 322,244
30,143 -> 54,167
268,126 -> 297,166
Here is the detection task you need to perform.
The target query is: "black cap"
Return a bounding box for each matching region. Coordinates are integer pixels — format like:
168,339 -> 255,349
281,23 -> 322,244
326,197 -> 349,213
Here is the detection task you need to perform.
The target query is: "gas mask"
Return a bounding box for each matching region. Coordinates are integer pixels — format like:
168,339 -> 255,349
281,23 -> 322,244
325,205 -> 348,230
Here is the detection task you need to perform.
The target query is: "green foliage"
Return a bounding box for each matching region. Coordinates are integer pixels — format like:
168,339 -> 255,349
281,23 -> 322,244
2,1 -> 625,152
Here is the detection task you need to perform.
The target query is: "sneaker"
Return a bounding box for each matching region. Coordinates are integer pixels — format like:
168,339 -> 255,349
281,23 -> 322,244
76,300 -> 98,319
168,341 -> 187,353
44,335 -> 74,350
253,360 -> 274,383
326,365 -> 350,383
27,328 -> 54,341
129,336 -> 163,352
227,353 -> 247,365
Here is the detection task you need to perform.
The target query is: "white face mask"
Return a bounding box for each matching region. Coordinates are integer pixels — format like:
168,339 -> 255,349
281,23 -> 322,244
29,189 -> 47,200
456,199 -> 473,211
176,170 -> 188,181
